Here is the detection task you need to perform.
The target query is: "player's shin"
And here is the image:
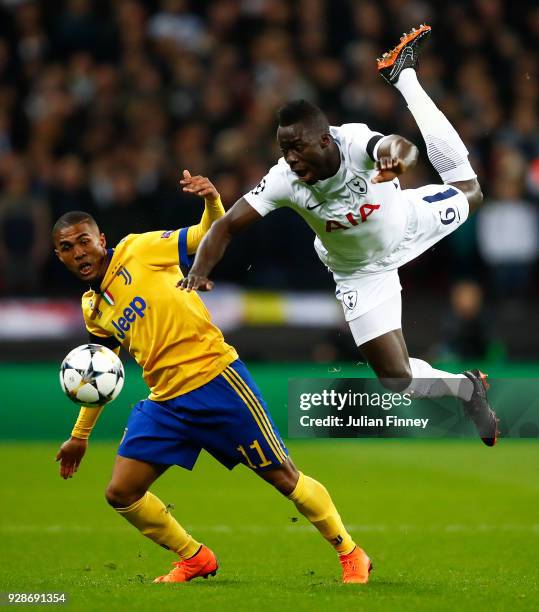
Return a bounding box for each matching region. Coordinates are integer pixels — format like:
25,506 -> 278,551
287,472 -> 356,555
394,68 -> 476,183
116,491 -> 201,560
404,357 -> 473,400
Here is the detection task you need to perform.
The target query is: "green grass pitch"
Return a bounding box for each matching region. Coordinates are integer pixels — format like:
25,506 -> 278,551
1,440 -> 537,611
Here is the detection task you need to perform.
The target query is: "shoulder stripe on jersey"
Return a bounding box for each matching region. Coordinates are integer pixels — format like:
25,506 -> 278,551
422,187 -> 458,203
178,227 -> 193,268
367,134 -> 384,161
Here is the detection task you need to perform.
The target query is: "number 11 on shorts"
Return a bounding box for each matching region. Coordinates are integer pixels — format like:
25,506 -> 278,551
237,440 -> 273,469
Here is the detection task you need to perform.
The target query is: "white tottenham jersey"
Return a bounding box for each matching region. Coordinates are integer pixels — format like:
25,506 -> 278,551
243,123 -> 412,276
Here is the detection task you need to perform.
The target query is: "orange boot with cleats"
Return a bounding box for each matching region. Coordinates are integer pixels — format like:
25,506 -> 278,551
339,547 -> 372,584
153,545 -> 218,583
377,24 -> 431,84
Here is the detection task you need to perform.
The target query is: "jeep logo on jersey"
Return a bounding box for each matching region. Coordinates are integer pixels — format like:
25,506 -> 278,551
342,291 -> 357,310
111,296 -> 147,340
347,176 -> 368,195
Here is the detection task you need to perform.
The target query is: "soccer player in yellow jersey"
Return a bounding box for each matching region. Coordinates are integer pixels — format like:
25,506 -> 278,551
52,171 -> 372,585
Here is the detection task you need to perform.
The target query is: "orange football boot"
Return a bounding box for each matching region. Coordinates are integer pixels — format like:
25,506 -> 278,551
339,547 -> 373,584
153,545 -> 218,583
377,24 -> 431,84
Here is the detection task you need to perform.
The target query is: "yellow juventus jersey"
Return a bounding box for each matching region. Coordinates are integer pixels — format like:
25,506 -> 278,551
81,230 -> 238,400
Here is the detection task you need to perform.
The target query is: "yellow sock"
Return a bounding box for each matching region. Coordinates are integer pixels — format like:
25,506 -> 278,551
288,472 -> 356,555
116,492 -> 201,560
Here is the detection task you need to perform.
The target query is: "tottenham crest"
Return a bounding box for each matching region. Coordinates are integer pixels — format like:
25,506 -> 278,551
347,176 -> 368,196
342,290 -> 358,311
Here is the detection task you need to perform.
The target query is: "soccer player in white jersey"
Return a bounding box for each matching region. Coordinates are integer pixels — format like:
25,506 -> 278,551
179,25 -> 498,446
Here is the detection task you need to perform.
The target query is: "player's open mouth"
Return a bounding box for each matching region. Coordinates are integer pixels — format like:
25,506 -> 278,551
79,263 -> 92,276
294,167 -> 310,180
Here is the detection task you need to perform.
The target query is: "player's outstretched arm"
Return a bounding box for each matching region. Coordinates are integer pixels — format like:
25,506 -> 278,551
372,135 -> 419,184
177,197 -> 262,292
180,170 -> 226,252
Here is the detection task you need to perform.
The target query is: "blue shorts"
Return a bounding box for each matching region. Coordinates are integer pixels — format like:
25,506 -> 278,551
118,360 -> 288,472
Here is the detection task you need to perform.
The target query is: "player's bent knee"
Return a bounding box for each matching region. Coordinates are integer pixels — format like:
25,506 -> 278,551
450,178 -> 483,214
258,459 -> 299,496
464,180 -> 483,213
105,483 -> 145,509
468,183 -> 484,213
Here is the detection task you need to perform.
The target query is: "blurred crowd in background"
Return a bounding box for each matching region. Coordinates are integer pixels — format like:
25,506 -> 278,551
0,0 -> 538,359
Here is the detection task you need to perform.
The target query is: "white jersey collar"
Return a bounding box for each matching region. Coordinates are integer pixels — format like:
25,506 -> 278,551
310,130 -> 348,194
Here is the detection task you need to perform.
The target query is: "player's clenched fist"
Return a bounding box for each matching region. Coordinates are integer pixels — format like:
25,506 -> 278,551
180,169 -> 220,202
177,273 -> 214,292
372,156 -> 406,184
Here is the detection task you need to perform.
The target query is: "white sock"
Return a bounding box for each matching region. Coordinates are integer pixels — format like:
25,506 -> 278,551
405,357 -> 473,401
394,68 -> 476,183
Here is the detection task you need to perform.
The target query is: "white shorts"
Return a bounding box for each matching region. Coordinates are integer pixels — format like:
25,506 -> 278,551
348,292 -> 402,346
335,183 -> 469,343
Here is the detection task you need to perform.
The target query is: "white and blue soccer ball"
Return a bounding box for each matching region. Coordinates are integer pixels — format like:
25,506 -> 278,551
60,344 -> 125,406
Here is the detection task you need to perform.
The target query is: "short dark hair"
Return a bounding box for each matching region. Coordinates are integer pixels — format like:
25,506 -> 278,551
277,99 -> 329,133
52,211 -> 98,238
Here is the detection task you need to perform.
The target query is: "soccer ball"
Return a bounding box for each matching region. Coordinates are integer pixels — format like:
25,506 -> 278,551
60,344 -> 125,406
